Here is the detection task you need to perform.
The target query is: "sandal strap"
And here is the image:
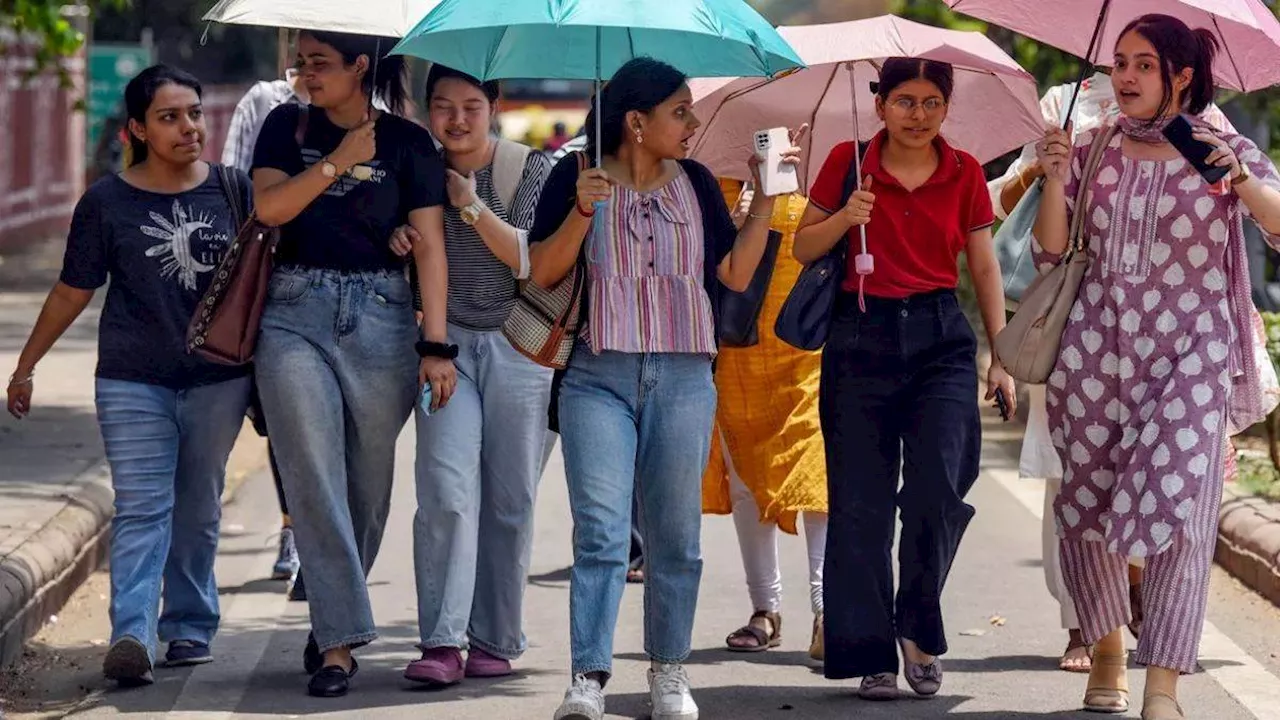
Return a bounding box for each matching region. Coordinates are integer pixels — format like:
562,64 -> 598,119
726,624 -> 771,647
749,610 -> 781,637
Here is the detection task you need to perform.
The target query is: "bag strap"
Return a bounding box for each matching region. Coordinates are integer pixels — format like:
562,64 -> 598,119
295,105 -> 310,149
1067,124 -> 1118,254
214,165 -> 245,229
492,138 -> 534,213
839,141 -> 872,208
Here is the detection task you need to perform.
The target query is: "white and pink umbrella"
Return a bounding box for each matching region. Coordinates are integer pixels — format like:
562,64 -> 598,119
947,0 -> 1280,93
688,14 -> 1044,192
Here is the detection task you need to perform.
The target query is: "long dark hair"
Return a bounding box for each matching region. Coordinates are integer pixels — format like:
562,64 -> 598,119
873,57 -> 955,102
1119,14 -> 1219,118
425,64 -> 501,105
302,30 -> 408,115
123,64 -> 202,167
584,57 -> 687,157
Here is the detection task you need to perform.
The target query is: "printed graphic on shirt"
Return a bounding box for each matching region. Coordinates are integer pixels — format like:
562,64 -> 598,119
140,199 -> 231,290
300,148 -> 386,197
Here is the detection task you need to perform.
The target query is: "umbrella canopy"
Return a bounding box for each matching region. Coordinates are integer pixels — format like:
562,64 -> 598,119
202,0 -> 441,37
389,0 -> 803,81
946,0 -> 1280,92
688,15 -> 1044,191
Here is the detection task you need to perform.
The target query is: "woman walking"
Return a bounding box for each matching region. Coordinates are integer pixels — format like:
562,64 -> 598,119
795,57 -> 1014,700
1033,15 -> 1280,720
529,57 -> 799,720
249,30 -> 448,697
388,64 -> 554,687
705,179 -> 829,661
7,65 -> 252,686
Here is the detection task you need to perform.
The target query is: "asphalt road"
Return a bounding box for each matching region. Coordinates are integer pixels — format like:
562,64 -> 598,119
2,412 -> 1279,719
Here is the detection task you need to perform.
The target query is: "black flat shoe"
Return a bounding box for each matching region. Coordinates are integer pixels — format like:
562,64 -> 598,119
303,633 -> 322,675
308,658 -> 358,697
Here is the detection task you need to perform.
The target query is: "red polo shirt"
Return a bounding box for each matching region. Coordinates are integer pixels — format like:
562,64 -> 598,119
809,131 -> 995,298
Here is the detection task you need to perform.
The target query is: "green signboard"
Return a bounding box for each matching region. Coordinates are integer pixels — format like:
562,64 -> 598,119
86,44 -> 152,162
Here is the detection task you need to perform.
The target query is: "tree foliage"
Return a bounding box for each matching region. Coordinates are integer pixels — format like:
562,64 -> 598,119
0,0 -> 126,84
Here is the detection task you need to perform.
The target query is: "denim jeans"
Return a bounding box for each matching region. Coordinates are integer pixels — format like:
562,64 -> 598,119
819,290 -> 980,679
96,375 -> 250,661
414,323 -> 553,658
559,345 -> 716,676
255,267 -> 418,652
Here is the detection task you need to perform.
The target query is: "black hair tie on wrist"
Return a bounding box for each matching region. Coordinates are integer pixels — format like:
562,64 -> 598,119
415,340 -> 459,360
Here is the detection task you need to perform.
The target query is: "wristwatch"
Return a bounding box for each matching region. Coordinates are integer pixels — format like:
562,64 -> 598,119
320,157 -> 339,179
459,199 -> 485,225
1232,163 -> 1252,186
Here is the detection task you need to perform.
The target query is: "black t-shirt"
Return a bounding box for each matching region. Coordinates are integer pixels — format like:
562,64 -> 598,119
60,167 -> 252,389
251,104 -> 446,270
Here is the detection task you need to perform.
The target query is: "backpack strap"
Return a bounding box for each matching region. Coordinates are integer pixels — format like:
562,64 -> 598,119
839,141 -> 872,208
492,138 -> 534,214
295,105 -> 310,149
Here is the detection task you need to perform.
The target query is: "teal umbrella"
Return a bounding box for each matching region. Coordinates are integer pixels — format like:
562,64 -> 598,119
391,0 -> 802,82
391,0 -> 803,169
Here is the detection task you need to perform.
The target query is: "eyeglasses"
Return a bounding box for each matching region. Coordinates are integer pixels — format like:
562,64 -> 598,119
889,97 -> 947,115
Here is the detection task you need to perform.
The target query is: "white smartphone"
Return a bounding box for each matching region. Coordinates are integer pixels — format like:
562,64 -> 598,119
753,127 -> 799,197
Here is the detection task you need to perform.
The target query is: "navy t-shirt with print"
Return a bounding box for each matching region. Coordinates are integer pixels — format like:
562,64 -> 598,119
60,167 -> 252,389
251,104 -> 446,271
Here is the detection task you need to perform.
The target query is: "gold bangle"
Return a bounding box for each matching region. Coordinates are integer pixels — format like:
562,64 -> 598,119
8,372 -> 33,387
748,211 -> 771,220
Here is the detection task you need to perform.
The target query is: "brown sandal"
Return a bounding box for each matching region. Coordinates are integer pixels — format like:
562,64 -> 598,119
725,611 -> 781,653
1083,652 -> 1130,714
1060,629 -> 1094,673
1141,691 -> 1185,720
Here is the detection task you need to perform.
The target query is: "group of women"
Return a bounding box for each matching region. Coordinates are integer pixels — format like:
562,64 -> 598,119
7,11 -> 1278,720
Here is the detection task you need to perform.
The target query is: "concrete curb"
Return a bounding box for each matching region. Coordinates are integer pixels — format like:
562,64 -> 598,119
0,430 -> 268,669
1217,484 -> 1280,607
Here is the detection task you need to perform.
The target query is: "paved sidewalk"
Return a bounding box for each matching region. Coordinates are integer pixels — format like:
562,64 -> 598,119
0,239 -> 267,669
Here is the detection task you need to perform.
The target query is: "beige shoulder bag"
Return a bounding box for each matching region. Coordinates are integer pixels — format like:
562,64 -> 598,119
993,124 -> 1117,384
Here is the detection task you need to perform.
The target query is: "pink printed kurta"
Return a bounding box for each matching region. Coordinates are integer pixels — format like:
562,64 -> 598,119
1036,125 -> 1280,559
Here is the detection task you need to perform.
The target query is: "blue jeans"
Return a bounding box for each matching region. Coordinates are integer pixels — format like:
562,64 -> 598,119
558,345 -> 716,676
96,376 -> 251,661
255,267 -> 418,652
413,324 -> 553,658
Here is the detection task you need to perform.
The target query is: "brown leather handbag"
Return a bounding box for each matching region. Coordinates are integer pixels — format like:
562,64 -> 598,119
186,107 -> 309,366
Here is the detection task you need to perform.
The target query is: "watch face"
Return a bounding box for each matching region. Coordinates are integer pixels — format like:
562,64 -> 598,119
322,161 -> 337,178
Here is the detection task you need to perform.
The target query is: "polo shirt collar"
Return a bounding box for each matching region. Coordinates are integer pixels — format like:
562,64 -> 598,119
862,129 -> 962,191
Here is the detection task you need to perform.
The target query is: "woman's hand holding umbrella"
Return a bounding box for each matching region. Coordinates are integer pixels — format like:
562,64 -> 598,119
1036,123 -> 1074,185
843,176 -> 876,228
575,168 -> 613,216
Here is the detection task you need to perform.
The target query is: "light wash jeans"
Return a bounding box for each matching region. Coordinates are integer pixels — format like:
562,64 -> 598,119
254,267 -> 418,652
96,375 -> 251,661
413,324 -> 553,658
558,344 -> 716,676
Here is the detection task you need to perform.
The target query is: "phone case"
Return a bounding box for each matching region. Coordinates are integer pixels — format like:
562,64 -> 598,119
1162,116 -> 1230,185
753,127 -> 799,198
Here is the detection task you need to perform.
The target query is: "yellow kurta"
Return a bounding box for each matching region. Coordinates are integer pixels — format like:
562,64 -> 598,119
702,178 -> 827,535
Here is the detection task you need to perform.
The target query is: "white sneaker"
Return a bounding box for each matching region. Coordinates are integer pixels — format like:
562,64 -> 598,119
648,663 -> 699,719
554,674 -> 605,720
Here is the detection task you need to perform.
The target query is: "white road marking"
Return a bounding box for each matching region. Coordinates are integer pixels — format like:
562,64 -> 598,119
989,466 -> 1280,720
166,528 -> 287,720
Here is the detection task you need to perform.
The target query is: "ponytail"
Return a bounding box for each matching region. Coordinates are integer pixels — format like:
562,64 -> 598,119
1187,28 -> 1220,115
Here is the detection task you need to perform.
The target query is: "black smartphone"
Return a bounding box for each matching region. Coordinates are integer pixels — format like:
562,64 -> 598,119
1162,114 -> 1230,185
994,387 -> 1010,422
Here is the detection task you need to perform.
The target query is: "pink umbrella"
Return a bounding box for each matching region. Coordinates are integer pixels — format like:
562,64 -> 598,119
688,14 -> 1044,192
946,0 -> 1280,92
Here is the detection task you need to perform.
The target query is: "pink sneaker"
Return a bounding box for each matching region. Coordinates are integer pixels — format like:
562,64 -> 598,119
404,647 -> 464,686
465,647 -> 513,678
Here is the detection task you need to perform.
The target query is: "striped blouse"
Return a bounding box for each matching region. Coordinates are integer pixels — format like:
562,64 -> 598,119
584,169 -> 718,355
